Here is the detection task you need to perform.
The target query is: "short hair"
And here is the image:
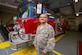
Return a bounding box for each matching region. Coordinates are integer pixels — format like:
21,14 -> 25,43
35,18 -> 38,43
39,13 -> 48,18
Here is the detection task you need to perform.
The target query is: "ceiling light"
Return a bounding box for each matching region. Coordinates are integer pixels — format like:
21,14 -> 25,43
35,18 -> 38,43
74,0 -> 78,3
76,13 -> 79,16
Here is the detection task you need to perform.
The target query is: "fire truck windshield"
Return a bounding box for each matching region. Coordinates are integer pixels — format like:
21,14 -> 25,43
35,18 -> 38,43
18,4 -> 29,18
22,11 -> 28,18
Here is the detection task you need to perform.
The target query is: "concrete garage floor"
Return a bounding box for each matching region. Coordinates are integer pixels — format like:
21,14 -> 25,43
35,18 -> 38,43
55,31 -> 82,55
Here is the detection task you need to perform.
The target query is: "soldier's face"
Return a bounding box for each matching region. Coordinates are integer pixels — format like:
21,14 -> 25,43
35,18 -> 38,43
39,14 -> 48,23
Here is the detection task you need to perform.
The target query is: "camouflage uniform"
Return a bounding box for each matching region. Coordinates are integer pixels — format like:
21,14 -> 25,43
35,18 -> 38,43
33,23 -> 55,55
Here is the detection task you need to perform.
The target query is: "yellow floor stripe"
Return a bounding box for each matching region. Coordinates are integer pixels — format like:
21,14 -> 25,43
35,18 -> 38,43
56,34 -> 65,42
52,34 -> 65,55
0,41 -> 10,49
52,50 -> 62,55
10,46 -> 37,55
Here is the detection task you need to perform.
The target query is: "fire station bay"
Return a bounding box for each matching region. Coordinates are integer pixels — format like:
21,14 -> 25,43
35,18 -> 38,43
0,0 -> 82,55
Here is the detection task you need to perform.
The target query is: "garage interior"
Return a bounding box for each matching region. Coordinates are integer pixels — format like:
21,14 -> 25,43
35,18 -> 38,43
0,0 -> 82,55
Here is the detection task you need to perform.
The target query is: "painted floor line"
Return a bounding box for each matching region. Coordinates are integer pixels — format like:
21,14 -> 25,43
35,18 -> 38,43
52,50 -> 62,55
52,34 -> 65,55
0,41 -> 10,49
10,46 -> 37,55
56,34 -> 65,42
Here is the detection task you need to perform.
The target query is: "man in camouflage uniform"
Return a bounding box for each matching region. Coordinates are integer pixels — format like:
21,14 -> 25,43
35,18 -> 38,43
33,14 -> 55,55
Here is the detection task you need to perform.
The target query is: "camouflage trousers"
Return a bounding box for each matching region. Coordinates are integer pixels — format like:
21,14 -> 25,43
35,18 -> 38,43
36,47 -> 52,55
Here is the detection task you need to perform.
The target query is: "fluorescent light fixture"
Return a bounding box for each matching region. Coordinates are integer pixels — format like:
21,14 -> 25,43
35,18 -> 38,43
49,16 -> 54,18
28,0 -> 32,2
46,13 -> 52,15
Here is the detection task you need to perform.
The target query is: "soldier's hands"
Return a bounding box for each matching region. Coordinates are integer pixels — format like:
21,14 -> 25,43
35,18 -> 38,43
42,50 -> 47,55
34,46 -> 37,48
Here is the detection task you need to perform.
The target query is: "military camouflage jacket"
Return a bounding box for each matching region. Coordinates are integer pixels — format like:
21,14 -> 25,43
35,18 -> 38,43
33,23 -> 55,53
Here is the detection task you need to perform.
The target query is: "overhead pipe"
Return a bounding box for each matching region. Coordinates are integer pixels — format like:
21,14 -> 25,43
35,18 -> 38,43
0,2 -> 17,9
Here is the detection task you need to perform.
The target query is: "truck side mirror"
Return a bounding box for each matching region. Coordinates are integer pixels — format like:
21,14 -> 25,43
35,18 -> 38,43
13,16 -> 17,24
13,16 -> 17,21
